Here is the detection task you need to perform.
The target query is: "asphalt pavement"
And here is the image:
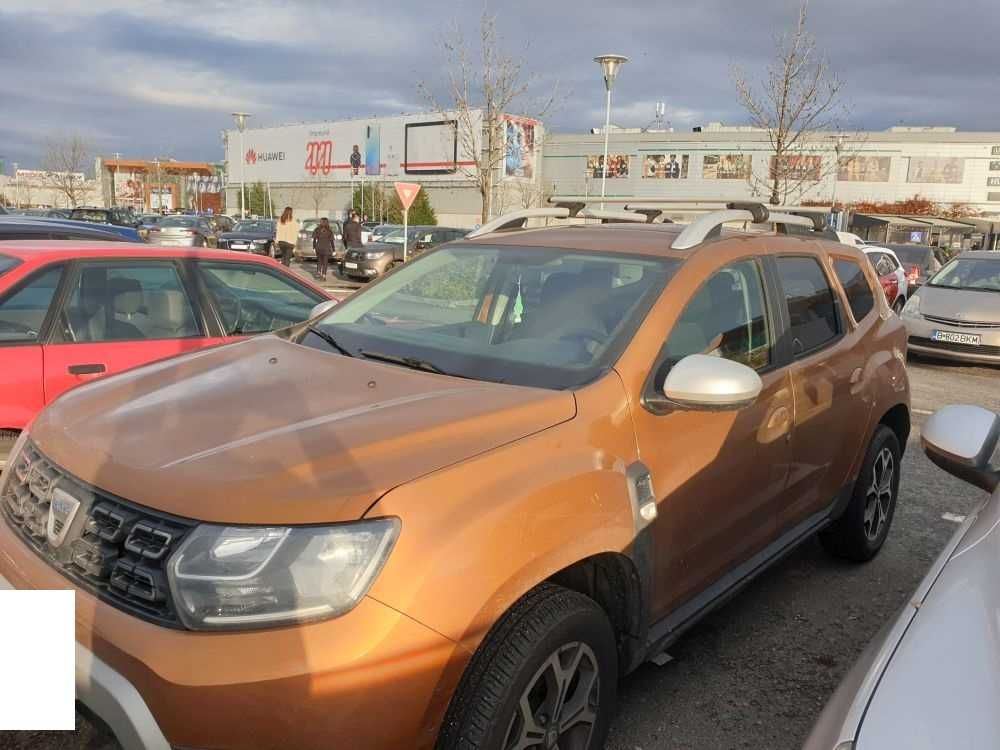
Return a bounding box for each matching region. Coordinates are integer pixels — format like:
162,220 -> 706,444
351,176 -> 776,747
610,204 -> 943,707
1,357 -> 997,750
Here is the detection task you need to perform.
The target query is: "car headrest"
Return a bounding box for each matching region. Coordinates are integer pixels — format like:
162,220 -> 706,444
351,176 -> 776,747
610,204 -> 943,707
109,277 -> 143,316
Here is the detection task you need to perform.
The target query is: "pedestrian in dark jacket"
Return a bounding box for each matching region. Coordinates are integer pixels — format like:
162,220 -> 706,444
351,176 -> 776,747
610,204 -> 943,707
312,217 -> 336,280
343,211 -> 363,250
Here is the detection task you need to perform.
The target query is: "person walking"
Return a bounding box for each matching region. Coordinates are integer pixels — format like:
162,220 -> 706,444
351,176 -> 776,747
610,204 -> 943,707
275,206 -> 298,267
343,211 -> 363,252
312,217 -> 336,280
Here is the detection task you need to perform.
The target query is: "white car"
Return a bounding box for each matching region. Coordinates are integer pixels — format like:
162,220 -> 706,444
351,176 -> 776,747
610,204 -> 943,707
863,246 -> 909,313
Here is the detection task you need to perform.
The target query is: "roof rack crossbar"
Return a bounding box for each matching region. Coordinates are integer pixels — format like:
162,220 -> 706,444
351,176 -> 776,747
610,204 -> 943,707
466,207 -> 570,238
578,208 -> 648,224
672,209 -> 762,250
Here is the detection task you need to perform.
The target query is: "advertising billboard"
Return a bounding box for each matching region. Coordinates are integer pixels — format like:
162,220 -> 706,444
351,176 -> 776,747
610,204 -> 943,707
837,156 -> 890,182
225,111 -> 482,183
702,154 -> 751,180
769,155 -> 822,182
643,154 -> 689,179
504,116 -> 538,180
587,155 -> 629,178
907,157 -> 964,184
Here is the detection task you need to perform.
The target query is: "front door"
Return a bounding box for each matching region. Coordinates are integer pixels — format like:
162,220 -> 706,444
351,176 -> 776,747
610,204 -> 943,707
42,260 -> 222,403
631,259 -> 794,618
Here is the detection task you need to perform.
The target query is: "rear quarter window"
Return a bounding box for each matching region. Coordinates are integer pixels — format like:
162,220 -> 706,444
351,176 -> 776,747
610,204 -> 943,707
833,258 -> 875,321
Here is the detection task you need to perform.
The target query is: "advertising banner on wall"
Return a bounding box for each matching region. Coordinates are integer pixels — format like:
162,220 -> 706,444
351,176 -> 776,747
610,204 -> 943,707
769,155 -> 822,182
643,154 -> 689,179
702,154 -> 751,180
225,111 -> 482,183
837,156 -> 890,182
587,155 -> 629,178
503,116 -> 538,180
113,171 -> 145,207
907,157 -> 964,184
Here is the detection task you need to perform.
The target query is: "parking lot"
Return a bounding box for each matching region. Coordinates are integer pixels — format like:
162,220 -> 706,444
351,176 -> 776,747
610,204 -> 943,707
0,356 -> 993,750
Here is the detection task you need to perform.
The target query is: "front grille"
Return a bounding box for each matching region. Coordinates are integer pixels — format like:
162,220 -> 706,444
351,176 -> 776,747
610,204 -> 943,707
346,250 -> 364,261
909,336 -> 1000,357
923,314 -> 1000,329
1,442 -> 194,627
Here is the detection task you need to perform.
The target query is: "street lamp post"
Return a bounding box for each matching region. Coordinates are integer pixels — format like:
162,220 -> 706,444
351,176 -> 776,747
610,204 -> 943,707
827,134 -> 848,230
12,162 -> 19,209
152,158 -> 162,212
594,54 -> 628,209
111,151 -> 121,207
231,112 -> 252,218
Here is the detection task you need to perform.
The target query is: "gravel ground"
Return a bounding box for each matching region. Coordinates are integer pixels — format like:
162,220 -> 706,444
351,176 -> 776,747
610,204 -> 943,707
1,356 -> 997,750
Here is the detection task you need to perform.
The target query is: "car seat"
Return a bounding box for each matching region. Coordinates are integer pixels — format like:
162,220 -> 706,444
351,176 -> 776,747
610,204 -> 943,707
145,290 -> 197,339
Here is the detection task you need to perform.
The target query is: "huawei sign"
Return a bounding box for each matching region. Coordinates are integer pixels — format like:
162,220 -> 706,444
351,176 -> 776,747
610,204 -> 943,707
243,148 -> 284,165
245,149 -> 257,165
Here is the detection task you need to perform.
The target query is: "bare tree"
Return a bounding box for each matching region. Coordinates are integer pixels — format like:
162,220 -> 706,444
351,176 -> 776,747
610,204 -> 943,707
733,3 -> 848,205
419,11 -> 558,223
41,134 -> 92,207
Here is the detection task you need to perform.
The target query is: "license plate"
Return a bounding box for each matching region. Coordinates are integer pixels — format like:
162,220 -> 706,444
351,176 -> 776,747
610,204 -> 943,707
932,330 -> 981,346
344,262 -> 358,269
231,242 -> 248,249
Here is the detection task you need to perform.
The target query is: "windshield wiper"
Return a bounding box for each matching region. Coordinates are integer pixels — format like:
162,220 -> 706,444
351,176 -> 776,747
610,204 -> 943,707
358,349 -> 458,377
306,326 -> 354,357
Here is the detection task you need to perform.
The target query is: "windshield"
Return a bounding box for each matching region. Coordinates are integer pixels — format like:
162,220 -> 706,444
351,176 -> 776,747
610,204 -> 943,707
304,244 -> 679,389
929,257 -> 1000,292
0,254 -> 21,277
891,246 -> 932,267
233,220 -> 274,233
70,209 -> 109,222
160,216 -> 198,227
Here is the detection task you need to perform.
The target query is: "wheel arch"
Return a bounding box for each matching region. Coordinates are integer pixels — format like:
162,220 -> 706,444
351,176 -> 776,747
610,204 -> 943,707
878,402 -> 911,455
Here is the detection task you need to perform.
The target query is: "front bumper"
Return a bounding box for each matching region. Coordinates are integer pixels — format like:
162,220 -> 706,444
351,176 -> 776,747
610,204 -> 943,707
341,256 -> 387,278
0,516 -> 466,750
904,315 -> 1000,364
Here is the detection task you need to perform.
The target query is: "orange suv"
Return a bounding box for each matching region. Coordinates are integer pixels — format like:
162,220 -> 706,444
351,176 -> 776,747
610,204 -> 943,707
0,204 -> 910,750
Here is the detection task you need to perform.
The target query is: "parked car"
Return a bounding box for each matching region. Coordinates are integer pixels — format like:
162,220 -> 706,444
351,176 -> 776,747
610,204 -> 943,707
44,208 -> 72,219
886,243 -> 943,289
341,226 -> 466,280
217,219 -> 276,255
864,246 -> 908,312
0,205 -> 910,750
804,403 -> 999,750
901,250 -> 1000,364
69,206 -> 140,229
207,214 -> 235,234
368,223 -> 401,243
0,205 -> 7,215
0,241 -> 331,465
294,218 -> 344,262
136,213 -> 165,240
0,217 -> 129,243
146,215 -> 218,247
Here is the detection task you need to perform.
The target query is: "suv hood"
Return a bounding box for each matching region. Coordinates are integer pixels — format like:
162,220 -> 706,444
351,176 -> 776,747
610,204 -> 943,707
917,285 -> 1000,322
30,336 -> 575,525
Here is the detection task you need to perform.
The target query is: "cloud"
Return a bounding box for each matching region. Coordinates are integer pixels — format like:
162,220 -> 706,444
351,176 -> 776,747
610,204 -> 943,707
1,0 -> 998,170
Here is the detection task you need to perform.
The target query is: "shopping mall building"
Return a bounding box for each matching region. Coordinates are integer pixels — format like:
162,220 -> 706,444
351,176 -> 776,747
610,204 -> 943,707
220,114 -> 1000,247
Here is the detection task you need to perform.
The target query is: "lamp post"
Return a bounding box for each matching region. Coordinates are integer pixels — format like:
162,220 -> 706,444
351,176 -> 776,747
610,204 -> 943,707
152,157 -> 162,212
12,162 -> 19,209
594,54 -> 628,209
827,134 -> 848,230
111,151 -> 121,207
231,112 -> 252,218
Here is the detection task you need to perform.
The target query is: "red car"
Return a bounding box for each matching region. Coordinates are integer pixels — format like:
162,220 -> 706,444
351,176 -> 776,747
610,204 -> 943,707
0,241 -> 331,463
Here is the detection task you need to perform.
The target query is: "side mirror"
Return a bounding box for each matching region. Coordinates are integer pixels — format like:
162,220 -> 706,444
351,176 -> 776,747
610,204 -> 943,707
922,405 -> 1000,493
662,354 -> 763,410
309,299 -> 338,319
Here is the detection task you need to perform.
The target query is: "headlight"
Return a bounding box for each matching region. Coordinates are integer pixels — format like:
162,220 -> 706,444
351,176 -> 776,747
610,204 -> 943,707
365,251 -> 386,260
167,518 -> 399,631
901,294 -> 922,319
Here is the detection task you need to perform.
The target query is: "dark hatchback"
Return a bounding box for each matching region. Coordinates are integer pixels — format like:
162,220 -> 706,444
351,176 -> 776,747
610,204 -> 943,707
217,219 -> 277,256
0,217 -> 128,242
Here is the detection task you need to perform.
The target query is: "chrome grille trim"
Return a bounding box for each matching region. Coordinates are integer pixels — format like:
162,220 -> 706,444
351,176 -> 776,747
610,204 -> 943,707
923,314 -> 1000,329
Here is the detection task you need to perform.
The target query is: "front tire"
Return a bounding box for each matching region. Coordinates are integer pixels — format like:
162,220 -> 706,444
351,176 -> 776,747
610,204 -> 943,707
438,584 -> 617,750
820,425 -> 901,561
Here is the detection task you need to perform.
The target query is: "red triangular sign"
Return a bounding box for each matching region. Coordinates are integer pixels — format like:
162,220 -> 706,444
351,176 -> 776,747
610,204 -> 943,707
395,182 -> 421,210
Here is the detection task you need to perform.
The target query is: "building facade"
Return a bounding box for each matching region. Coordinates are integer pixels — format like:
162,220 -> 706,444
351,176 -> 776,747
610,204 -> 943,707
0,169 -> 99,209
94,158 -> 224,213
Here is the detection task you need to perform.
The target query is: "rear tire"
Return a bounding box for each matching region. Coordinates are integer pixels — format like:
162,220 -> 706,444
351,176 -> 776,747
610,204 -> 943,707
820,425 -> 901,562
437,583 -> 617,750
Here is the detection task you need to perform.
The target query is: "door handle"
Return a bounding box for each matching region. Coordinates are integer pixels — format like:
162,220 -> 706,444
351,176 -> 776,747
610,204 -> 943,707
68,363 -> 106,375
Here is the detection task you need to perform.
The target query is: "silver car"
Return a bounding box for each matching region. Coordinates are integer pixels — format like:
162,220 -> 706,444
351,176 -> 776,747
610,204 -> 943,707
146,215 -> 218,247
804,403 -> 1000,750
901,251 -> 1000,364
294,218 -> 343,261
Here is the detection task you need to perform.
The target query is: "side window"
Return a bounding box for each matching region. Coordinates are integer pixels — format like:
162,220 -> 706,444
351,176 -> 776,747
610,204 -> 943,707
62,263 -> 200,342
833,258 -> 876,322
775,256 -> 841,355
0,265 -> 64,343
198,263 -> 324,335
664,259 -> 772,370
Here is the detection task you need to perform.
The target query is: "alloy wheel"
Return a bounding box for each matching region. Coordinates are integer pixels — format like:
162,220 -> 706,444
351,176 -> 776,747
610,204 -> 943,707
502,641 -> 601,750
864,447 -> 894,541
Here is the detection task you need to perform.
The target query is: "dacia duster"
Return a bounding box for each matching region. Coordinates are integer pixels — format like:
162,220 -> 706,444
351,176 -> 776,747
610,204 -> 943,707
0,204 -> 910,750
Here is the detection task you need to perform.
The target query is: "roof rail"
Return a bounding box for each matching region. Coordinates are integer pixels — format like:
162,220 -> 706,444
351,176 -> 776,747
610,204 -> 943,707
466,207 -> 570,238
672,208 -> 764,250
578,208 -> 648,224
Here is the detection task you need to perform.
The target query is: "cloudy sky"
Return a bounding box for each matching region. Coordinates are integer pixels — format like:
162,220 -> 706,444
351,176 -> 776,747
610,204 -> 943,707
1,0 -> 997,171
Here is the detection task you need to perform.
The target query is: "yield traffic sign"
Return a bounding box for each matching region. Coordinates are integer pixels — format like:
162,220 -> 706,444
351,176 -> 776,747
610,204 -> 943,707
394,182 -> 421,210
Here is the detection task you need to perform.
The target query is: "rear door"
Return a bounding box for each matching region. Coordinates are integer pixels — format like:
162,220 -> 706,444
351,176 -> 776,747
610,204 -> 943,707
41,259 -> 221,402
770,250 -> 872,533
0,262 -> 66,431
